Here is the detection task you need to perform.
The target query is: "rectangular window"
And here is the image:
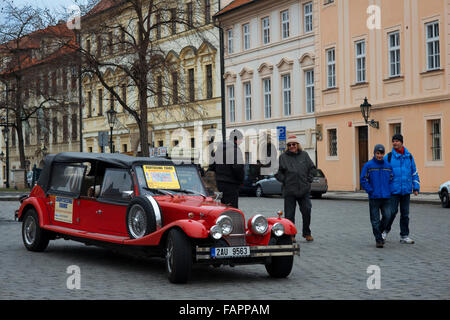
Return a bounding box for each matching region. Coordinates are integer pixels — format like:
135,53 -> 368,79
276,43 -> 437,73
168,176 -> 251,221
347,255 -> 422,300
326,48 -> 336,88
96,35 -> 102,58
227,29 -> 233,54
71,113 -> 77,140
355,40 -> 366,83
157,75 -> 163,107
243,23 -> 250,50
156,12 -> 161,40
110,91 -> 115,110
305,70 -> 314,113
172,72 -> 178,104
430,119 -> 441,161
49,164 -> 86,196
262,17 -> 270,44
304,2 -> 313,33
170,8 -> 177,35
63,115 -> 68,142
244,82 -> 251,121
388,31 -> 400,77
204,0 -> 211,25
328,128 -> 337,157
282,74 -> 291,116
87,91 -> 92,117
426,21 -> 440,70
206,64 -> 213,99
98,89 -> 103,116
228,85 -> 235,123
52,117 -> 58,144
263,78 -> 271,119
281,10 -> 290,39
121,85 -> 127,109
108,31 -> 113,55
187,2 -> 193,29
188,68 -> 195,102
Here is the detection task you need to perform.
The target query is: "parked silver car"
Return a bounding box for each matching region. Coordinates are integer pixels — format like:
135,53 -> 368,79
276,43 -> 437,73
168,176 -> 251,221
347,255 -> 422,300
255,169 -> 328,198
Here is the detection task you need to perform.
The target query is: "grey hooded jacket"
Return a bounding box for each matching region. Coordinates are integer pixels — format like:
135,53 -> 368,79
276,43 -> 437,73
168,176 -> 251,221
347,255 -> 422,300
275,150 -> 315,197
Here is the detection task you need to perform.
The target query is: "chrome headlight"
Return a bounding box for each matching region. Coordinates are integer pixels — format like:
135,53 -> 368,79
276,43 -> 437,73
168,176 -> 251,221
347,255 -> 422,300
249,214 -> 268,235
272,223 -> 285,237
216,215 -> 233,236
210,225 -> 223,240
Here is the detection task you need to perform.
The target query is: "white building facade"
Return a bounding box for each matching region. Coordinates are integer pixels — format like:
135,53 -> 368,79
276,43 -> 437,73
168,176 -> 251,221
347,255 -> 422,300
216,0 -> 319,172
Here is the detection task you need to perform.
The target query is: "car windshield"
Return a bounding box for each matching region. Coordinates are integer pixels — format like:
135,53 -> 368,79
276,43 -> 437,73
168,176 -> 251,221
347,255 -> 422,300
135,164 -> 207,197
313,169 -> 325,177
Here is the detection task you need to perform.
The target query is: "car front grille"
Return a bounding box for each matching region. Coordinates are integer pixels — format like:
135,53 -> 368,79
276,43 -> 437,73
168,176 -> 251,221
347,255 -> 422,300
221,211 -> 246,246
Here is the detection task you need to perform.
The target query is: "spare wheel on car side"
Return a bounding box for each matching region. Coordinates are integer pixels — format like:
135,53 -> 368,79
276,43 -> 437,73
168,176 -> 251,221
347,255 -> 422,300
126,196 -> 163,239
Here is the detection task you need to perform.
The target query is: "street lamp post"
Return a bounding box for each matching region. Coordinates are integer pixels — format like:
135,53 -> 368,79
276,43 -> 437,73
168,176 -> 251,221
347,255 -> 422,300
106,107 -> 117,153
360,97 -> 379,129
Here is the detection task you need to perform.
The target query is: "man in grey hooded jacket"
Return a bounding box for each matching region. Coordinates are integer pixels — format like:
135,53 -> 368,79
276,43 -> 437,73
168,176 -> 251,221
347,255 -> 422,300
275,134 -> 315,241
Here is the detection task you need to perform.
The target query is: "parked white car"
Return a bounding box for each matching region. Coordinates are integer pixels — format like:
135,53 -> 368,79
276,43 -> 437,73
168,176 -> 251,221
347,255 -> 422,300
438,181 -> 450,208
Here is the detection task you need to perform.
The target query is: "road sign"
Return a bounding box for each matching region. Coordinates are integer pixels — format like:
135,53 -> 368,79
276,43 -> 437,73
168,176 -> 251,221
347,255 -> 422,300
98,131 -> 109,147
277,126 -> 287,151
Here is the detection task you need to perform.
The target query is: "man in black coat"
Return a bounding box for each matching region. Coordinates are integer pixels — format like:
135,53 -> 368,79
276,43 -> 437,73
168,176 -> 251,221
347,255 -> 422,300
275,134 -> 315,241
210,129 -> 245,208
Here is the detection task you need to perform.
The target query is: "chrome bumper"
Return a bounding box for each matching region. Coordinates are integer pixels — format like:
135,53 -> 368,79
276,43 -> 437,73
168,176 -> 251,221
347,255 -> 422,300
195,243 -> 300,262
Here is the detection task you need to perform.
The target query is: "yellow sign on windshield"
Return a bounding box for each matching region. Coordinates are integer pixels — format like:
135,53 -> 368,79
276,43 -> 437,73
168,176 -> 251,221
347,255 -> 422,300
143,165 -> 180,190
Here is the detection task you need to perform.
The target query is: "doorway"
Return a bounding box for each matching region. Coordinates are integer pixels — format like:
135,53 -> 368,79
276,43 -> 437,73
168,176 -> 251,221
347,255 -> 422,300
357,126 -> 368,190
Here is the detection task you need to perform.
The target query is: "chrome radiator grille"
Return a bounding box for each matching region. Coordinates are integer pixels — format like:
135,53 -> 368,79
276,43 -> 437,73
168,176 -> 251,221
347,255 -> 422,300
221,211 -> 246,246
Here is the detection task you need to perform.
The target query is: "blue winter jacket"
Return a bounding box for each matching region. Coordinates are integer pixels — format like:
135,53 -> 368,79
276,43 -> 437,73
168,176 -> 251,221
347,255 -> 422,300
384,147 -> 420,195
360,157 -> 393,199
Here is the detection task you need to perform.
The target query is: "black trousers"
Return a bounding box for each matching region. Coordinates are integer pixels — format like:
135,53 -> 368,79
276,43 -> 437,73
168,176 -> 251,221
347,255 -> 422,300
217,181 -> 240,208
284,194 -> 312,236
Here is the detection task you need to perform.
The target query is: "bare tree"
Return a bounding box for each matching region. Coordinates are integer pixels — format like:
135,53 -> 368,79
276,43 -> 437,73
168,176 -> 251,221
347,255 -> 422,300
63,0 -> 219,156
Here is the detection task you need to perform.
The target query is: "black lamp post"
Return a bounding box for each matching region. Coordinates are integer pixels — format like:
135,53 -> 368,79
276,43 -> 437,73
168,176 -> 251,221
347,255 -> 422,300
106,107 -> 117,153
360,97 -> 379,129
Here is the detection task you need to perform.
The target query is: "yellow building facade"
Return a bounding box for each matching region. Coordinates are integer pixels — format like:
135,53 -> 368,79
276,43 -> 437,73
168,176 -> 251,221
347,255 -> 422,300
315,0 -> 449,192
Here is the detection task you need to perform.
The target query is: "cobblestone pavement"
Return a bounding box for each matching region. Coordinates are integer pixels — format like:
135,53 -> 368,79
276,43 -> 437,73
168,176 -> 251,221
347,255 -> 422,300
0,197 -> 449,300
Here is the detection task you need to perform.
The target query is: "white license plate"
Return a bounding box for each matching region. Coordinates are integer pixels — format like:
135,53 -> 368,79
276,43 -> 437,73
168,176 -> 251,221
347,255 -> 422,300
211,246 -> 250,258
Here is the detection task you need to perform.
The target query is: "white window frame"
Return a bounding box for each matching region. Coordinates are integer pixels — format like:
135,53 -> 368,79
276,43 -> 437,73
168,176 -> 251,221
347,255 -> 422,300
281,10 -> 290,39
326,48 -> 336,88
263,78 -> 271,119
388,31 -> 400,77
227,29 -> 233,54
426,21 -> 440,71
244,82 -> 252,121
228,85 -> 235,122
355,40 -> 366,83
243,23 -> 250,50
262,17 -> 270,45
430,119 -> 441,161
282,74 -> 291,116
304,2 -> 313,33
305,69 -> 314,113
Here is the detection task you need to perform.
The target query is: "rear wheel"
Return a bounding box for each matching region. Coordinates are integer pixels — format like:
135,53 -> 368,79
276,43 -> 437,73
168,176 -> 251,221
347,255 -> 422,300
265,235 -> 294,278
22,208 -> 50,252
256,185 -> 264,198
165,228 -> 192,284
441,190 -> 450,208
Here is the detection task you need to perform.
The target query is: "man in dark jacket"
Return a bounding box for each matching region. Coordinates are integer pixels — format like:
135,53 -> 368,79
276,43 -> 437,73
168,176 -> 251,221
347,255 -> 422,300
360,144 -> 393,248
210,129 -> 245,208
275,134 -> 315,241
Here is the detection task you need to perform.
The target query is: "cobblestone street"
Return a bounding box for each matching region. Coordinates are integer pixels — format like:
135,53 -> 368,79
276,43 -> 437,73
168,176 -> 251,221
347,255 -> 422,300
0,197 -> 449,300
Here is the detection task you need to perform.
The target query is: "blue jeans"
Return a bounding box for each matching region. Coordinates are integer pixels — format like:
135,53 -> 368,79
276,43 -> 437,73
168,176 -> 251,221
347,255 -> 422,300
385,194 -> 410,237
369,198 -> 391,242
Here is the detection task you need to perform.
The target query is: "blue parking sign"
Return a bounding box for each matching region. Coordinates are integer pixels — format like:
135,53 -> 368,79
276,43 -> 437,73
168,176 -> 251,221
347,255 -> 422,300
277,126 -> 287,151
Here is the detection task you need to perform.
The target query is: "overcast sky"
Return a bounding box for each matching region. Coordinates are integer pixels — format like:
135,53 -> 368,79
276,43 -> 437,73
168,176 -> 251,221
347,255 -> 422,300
10,0 -> 81,11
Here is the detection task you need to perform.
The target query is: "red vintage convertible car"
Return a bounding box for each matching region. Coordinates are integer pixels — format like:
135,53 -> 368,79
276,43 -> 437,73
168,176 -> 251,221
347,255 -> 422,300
16,152 -> 299,283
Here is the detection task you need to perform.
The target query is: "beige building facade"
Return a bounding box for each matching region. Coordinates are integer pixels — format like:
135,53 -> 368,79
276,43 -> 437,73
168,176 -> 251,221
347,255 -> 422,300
315,0 -> 449,192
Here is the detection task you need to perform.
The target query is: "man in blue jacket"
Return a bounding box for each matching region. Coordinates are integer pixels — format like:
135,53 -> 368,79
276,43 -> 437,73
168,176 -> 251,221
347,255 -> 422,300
360,144 -> 393,248
383,134 -> 420,244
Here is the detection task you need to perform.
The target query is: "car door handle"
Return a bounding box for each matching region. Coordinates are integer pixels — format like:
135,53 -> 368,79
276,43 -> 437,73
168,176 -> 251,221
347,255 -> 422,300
48,201 -> 53,206
96,210 -> 102,214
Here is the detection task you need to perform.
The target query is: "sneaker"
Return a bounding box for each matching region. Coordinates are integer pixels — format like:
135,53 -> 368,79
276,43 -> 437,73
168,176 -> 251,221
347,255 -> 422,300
381,231 -> 388,241
400,236 -> 415,244
303,235 -> 314,242
376,241 -> 384,248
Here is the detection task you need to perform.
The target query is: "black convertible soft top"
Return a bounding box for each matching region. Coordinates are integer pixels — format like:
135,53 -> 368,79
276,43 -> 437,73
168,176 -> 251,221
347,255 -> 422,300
37,152 -> 173,191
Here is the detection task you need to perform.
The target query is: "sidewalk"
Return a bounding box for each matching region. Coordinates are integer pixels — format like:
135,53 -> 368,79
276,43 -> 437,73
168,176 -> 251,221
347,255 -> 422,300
322,190 -> 440,205
0,190 -> 441,204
